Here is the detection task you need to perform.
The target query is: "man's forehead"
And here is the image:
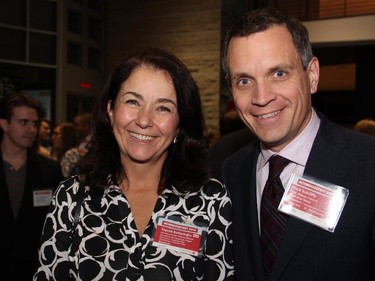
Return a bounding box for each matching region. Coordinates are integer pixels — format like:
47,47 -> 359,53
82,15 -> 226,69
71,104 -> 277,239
12,106 -> 39,119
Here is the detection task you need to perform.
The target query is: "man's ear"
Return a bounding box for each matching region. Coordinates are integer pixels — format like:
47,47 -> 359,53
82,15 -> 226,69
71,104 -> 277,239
308,57 -> 320,94
0,118 -> 9,132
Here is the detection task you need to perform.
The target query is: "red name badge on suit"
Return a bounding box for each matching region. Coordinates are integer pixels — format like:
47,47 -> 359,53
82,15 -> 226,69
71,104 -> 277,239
279,173 -> 349,232
152,217 -> 205,256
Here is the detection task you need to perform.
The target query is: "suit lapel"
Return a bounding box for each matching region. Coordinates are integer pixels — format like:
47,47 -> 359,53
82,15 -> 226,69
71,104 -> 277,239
238,145 -> 267,280
272,115 -> 350,280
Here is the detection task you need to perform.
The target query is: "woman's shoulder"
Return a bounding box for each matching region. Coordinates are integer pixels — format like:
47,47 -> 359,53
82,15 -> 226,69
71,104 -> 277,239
63,147 -> 80,157
54,175 -> 82,198
200,178 -> 229,198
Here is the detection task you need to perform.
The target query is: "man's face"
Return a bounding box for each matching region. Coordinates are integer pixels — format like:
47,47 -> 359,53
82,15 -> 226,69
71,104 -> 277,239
226,26 -> 319,152
39,120 -> 51,140
0,106 -> 39,149
74,117 -> 90,138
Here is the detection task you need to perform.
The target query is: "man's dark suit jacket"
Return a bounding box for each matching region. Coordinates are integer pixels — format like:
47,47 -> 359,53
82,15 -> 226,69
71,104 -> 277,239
208,128 -> 257,182
221,113 -> 375,281
0,150 -> 63,280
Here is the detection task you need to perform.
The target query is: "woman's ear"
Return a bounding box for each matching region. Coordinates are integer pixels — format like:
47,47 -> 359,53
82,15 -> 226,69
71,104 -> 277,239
173,129 -> 179,143
107,101 -> 113,126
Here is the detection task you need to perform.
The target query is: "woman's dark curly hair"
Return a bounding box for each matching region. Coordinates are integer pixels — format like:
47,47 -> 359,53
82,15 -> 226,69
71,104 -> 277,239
83,48 -> 210,194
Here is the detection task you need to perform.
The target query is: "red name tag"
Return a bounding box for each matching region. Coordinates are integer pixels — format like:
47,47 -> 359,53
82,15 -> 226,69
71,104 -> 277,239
152,218 -> 203,256
279,173 -> 348,232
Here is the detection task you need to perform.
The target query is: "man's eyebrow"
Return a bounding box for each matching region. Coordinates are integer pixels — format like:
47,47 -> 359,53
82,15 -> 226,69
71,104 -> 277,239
228,72 -> 253,81
268,64 -> 294,73
17,118 -> 38,122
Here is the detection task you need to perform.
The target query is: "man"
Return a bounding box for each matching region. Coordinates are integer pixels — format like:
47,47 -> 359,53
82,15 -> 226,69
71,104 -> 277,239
0,93 -> 64,280
217,7 -> 375,281
36,118 -> 52,158
74,112 -> 92,155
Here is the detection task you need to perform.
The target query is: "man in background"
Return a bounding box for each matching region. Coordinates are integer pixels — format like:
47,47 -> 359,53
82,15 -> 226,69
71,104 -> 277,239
0,92 -> 63,280
74,112 -> 92,155
36,118 -> 52,158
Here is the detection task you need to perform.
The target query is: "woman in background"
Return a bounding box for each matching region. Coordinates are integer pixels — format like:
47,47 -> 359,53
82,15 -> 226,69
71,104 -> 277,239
50,122 -> 77,162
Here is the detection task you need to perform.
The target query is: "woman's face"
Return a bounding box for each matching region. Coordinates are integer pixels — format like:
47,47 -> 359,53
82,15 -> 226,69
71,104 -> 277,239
108,66 -> 179,167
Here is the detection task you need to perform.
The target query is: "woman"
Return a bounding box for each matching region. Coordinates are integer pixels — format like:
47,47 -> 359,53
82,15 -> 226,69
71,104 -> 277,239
50,122 -> 77,162
49,122 -> 80,178
34,48 -> 234,281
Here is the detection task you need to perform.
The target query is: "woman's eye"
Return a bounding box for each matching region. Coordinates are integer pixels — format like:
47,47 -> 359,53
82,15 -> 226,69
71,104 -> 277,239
124,99 -> 139,106
158,106 -> 171,112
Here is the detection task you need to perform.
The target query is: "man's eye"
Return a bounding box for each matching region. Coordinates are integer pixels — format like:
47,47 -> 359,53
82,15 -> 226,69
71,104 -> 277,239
238,78 -> 251,86
274,71 -> 285,78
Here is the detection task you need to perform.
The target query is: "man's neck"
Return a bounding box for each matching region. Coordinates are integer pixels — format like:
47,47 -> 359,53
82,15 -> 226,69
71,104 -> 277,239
1,139 -> 28,171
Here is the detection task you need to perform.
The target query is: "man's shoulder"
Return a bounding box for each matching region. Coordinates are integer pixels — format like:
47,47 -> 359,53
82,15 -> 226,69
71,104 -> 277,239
29,150 -> 61,168
319,115 -> 375,149
211,128 -> 256,155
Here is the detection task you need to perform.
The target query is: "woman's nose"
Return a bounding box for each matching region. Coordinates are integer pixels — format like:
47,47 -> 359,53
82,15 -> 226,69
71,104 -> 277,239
135,109 -> 153,128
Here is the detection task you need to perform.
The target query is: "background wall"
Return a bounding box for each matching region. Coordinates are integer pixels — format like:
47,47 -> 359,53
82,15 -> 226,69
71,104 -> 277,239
107,0 -> 222,135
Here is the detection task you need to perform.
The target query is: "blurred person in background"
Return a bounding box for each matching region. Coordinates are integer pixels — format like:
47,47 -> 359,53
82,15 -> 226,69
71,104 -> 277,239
50,122 -> 81,178
0,92 -> 63,280
50,122 -> 77,162
353,118 -> 375,136
36,118 -> 52,158
74,112 -> 92,156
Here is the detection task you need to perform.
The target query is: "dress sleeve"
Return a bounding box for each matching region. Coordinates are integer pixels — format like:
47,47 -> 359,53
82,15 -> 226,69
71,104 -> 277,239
33,177 -> 80,280
60,148 -> 80,178
203,179 -> 235,281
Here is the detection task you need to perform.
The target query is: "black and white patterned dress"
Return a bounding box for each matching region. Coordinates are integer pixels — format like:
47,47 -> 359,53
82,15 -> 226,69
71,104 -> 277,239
33,176 -> 234,281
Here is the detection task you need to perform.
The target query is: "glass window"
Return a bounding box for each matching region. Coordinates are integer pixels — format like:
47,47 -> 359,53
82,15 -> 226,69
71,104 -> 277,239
0,27 -> 25,61
68,9 -> 83,35
0,0 -> 25,26
30,0 -> 57,31
88,17 -> 103,41
30,33 -> 56,65
66,93 -> 96,122
67,42 -> 83,65
88,48 -> 102,70
88,0 -> 105,11
69,0 -> 84,4
265,0 -> 375,20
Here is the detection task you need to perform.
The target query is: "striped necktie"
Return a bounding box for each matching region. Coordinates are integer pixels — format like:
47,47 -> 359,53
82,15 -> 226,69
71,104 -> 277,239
260,154 -> 290,274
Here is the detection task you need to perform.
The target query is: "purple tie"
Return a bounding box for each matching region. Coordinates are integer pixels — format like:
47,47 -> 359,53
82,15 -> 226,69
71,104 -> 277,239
260,155 -> 290,274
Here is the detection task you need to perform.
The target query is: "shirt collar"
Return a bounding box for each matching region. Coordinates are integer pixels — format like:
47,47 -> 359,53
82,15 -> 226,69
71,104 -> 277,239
259,108 -> 320,169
